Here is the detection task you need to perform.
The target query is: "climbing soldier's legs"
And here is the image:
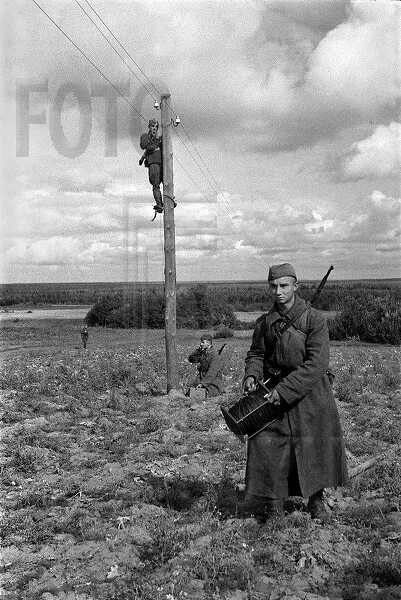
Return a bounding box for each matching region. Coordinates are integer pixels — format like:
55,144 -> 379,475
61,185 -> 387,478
148,164 -> 163,210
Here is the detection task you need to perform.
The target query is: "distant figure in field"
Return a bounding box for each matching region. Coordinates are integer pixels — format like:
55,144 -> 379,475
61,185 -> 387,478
80,324 -> 89,349
187,334 -> 225,397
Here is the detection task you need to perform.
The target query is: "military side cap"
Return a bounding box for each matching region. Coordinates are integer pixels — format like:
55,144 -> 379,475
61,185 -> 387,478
200,333 -> 213,341
268,263 -> 297,281
148,119 -> 159,128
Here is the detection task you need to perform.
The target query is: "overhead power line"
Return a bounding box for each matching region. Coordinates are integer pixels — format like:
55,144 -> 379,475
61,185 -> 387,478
76,0 -> 258,247
173,150 -> 261,251
31,0 -> 147,125
74,0 -> 157,102
82,0 -> 161,101
76,0 -> 245,224
32,0 -> 265,260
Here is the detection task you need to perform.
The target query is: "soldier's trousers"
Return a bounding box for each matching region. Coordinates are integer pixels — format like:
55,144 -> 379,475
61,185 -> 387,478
148,164 -> 163,207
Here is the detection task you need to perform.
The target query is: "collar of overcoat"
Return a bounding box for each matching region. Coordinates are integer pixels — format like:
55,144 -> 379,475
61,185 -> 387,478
264,295 -> 307,329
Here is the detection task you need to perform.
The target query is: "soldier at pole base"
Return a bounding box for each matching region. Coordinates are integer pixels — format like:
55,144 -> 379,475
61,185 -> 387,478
234,263 -> 348,524
187,333 -> 225,398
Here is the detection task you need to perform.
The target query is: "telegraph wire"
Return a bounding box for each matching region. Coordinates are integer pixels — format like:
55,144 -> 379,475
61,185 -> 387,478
31,0 -> 148,125
78,0 -> 241,214
80,0 -> 221,195
74,0 -> 157,102
173,128 -> 226,200
174,124 -> 254,245
32,0 -> 265,260
32,0 -> 255,249
70,0 -> 256,245
173,151 -> 261,251
77,0 -> 254,245
82,0 -> 161,102
173,131 -> 259,246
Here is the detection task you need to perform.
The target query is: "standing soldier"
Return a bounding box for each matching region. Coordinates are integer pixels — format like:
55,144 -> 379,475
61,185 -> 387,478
139,119 -> 164,213
80,324 -> 89,349
188,334 -> 225,398
238,263 -> 348,523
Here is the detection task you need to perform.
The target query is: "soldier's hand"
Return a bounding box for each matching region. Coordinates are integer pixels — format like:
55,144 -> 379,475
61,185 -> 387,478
243,377 -> 257,393
264,388 -> 281,406
196,384 -> 204,389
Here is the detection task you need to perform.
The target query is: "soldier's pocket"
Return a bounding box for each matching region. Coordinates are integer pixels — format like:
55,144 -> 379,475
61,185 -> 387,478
276,327 -> 307,368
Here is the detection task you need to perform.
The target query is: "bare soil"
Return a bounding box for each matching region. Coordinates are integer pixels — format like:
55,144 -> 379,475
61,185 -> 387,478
0,320 -> 400,600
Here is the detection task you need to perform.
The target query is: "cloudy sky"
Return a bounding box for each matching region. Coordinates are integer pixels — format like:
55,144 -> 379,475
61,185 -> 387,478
1,0 -> 400,283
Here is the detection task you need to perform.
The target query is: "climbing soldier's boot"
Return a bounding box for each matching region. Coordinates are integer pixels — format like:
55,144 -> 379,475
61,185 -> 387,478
153,185 -> 163,207
307,489 -> 331,523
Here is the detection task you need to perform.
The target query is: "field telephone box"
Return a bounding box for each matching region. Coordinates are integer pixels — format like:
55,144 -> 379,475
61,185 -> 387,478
189,387 -> 206,400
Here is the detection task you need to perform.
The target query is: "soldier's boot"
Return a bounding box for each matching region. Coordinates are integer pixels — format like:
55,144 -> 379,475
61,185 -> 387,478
266,498 -> 284,517
236,494 -> 283,524
307,489 -> 331,523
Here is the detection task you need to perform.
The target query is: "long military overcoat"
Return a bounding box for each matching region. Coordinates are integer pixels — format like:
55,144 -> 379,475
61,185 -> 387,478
243,295 -> 348,499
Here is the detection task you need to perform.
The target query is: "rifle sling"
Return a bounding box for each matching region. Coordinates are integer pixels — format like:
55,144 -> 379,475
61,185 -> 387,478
275,303 -> 310,340
263,304 -> 309,371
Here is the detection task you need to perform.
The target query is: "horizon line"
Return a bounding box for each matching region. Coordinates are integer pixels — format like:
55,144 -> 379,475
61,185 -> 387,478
1,277 -> 400,286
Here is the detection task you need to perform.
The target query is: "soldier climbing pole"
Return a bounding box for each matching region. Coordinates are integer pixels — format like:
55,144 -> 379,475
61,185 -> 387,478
160,94 -> 179,391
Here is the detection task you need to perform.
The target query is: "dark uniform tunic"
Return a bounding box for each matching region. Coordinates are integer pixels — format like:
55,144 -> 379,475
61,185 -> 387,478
188,346 -> 225,398
139,132 -> 163,207
244,295 -> 348,499
139,132 -> 162,166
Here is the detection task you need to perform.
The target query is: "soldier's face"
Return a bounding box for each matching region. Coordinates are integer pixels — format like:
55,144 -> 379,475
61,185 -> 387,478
200,339 -> 212,350
149,125 -> 158,136
269,276 -> 298,307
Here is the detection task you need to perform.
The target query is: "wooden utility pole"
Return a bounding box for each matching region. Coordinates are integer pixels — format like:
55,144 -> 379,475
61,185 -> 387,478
161,94 -> 179,391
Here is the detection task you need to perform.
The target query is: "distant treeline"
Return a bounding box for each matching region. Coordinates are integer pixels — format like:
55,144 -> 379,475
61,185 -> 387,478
84,283 -> 401,345
1,279 -> 400,312
85,285 -> 236,332
329,294 -> 400,345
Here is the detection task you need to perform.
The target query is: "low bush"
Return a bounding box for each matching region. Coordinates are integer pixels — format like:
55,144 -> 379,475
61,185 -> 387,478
85,285 -> 239,331
213,326 -> 234,339
329,295 -> 400,345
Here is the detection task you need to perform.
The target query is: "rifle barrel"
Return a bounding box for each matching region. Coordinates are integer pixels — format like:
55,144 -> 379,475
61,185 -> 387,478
310,265 -> 334,306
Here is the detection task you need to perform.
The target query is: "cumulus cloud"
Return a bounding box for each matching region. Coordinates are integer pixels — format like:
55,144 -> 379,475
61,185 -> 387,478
305,2 -> 398,112
233,190 -> 400,265
1,185 -> 155,239
6,236 -> 81,265
8,0 -> 399,153
176,233 -> 218,253
247,0 -> 400,151
343,122 -> 401,179
3,0 -> 401,282
341,190 -> 400,245
57,173 -> 112,193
